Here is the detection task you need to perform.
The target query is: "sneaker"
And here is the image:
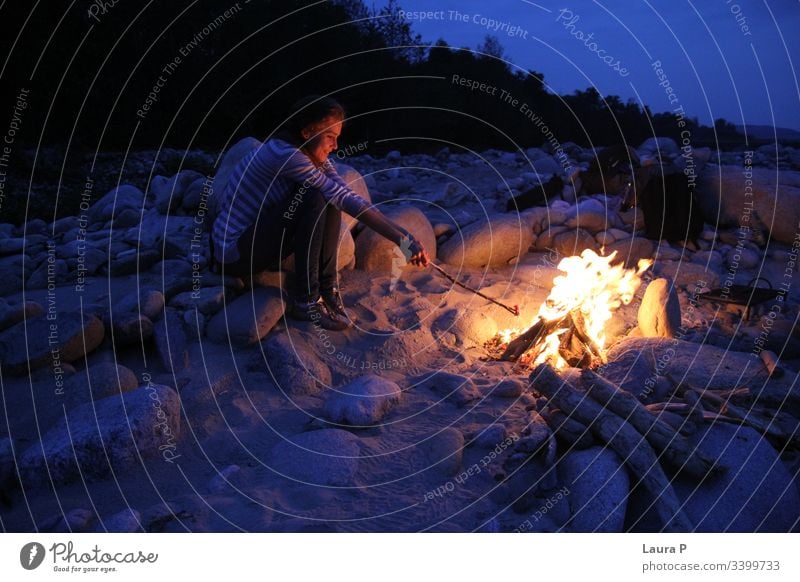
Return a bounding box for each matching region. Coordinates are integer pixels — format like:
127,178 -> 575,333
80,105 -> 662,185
321,287 -> 347,318
289,298 -> 350,331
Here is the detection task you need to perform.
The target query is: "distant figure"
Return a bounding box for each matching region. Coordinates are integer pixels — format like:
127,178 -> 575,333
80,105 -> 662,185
210,96 -> 429,330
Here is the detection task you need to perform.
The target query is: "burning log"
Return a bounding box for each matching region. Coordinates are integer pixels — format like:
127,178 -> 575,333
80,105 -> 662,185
531,363 -> 694,532
578,370 -> 721,479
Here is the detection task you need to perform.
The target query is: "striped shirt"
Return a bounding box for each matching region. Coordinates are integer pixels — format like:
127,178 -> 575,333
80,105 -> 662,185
212,137 -> 371,263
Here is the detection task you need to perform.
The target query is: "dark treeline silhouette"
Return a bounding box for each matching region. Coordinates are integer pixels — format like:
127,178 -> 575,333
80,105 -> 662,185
0,0 -> 754,157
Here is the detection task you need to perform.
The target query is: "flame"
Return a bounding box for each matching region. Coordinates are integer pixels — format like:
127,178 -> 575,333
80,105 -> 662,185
498,249 -> 652,369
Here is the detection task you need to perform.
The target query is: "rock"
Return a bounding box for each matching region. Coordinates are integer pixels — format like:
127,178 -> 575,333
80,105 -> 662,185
19,384 -> 180,485
638,137 -> 680,157
65,362 -> 139,401
109,249 -> 162,275
207,465 -> 241,494
93,508 -> 143,532
210,138 -> 262,214
532,156 -> 562,176
322,375 -> 402,426
565,199 -> 610,232
432,309 -> 498,349
113,289 -> 165,320
27,258 -> 69,289
425,427 -> 464,476
559,447 -> 629,532
169,287 -> 226,316
147,170 -> 203,214
207,286 -> 285,346
336,163 -> 373,230
439,214 -> 533,268
606,237 -> 654,268
262,332 -> 332,396
618,207 -> 645,230
519,410 -> 553,456
267,429 -> 360,486
472,424 -> 508,448
638,278 -> 681,338
726,246 -> 760,269
419,371 -> 480,407
597,351 -> 666,401
180,176 -> 209,211
654,260 -> 719,290
0,237 -> 26,256
111,314 -> 154,346
40,508 -> 97,533
112,208 -> 141,228
595,230 -> 615,246
0,312 -> 104,375
552,228 -> 596,258
153,308 -> 189,373
88,184 -> 145,224
0,300 -> 43,332
697,165 -> 800,245
355,205 -> 436,272
493,378 -> 526,398
627,424 -> 800,532
0,437 -> 14,485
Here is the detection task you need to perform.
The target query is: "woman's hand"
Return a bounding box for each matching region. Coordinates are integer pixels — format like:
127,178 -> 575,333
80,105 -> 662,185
407,237 -> 430,267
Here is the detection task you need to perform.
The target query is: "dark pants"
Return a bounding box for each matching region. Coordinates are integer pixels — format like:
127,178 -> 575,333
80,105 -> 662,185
219,187 -> 341,303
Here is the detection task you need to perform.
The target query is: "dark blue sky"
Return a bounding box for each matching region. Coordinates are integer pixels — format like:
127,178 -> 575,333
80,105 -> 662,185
374,0 -> 800,130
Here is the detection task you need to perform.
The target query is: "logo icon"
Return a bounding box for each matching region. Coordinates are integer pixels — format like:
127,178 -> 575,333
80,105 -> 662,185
20,542 -> 46,570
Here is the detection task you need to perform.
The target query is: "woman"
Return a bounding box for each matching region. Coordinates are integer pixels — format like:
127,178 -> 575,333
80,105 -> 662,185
211,96 -> 429,330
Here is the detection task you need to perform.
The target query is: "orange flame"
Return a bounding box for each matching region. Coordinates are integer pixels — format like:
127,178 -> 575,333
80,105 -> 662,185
499,249 -> 652,369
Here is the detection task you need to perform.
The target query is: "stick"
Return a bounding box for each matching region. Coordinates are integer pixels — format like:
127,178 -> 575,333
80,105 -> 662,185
759,350 -> 784,379
531,364 -> 694,532
430,263 -> 519,316
580,370 -> 721,479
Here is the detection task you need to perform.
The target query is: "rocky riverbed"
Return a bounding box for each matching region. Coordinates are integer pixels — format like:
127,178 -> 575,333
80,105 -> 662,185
1,137 -> 799,532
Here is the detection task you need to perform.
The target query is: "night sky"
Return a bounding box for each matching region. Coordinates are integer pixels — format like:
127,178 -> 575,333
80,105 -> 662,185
375,0 -> 800,131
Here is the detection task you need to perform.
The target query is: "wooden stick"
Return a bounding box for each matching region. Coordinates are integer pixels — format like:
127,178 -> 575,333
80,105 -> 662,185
579,370 -> 721,479
689,386 -> 800,447
540,407 -> 595,449
759,350 -> 784,379
430,263 -> 519,316
531,364 -> 694,532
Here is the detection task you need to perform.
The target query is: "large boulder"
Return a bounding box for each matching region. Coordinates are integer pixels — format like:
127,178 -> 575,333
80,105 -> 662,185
150,170 -> 205,214
439,214 -> 533,268
697,165 -> 800,245
87,184 -> 145,225
262,331 -> 332,396
210,137 -> 262,219
638,278 -> 681,338
63,362 -> 139,401
355,205 -> 436,272
206,286 -> 285,346
0,312 -> 104,375
627,424 -> 800,531
558,447 -> 629,532
267,429 -> 361,486
336,163 -> 373,230
322,375 -> 402,426
19,384 -> 181,485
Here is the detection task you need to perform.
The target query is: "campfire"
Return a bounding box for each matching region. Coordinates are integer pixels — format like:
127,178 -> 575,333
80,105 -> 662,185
492,249 -> 652,369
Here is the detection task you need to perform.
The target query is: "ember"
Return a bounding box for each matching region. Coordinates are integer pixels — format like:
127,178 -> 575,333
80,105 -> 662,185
492,249 -> 652,368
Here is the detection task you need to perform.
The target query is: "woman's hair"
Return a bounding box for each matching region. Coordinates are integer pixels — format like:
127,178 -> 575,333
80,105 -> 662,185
282,95 -> 345,140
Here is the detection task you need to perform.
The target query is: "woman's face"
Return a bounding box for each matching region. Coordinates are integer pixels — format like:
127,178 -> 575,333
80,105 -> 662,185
302,116 -> 342,165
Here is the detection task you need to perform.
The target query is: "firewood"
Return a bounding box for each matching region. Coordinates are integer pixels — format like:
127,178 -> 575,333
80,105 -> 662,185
681,389 -> 706,426
689,386 -> 800,448
579,370 -> 720,479
759,350 -> 784,379
540,407 -> 596,449
531,364 -> 694,532
500,316 -> 565,361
